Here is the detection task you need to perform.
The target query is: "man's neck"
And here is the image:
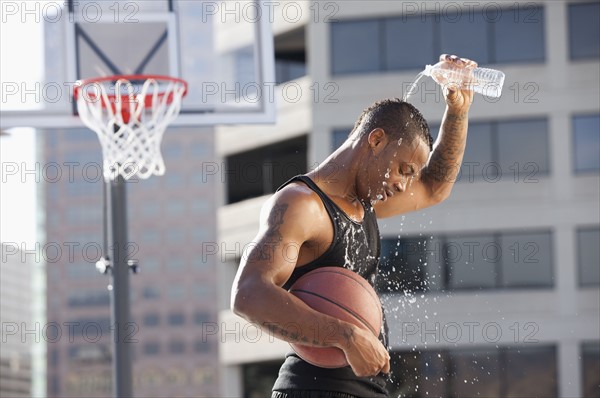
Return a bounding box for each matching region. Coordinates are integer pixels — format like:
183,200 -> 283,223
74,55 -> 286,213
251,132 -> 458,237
307,141 -> 366,203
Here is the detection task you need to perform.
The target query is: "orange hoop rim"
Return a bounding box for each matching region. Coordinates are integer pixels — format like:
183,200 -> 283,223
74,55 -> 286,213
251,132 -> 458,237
73,74 -> 189,104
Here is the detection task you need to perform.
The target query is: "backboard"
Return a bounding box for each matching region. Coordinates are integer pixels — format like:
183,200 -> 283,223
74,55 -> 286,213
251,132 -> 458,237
1,0 -> 275,128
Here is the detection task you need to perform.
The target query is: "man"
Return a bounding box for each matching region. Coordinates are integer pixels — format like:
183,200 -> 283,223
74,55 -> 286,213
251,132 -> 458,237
231,54 -> 476,397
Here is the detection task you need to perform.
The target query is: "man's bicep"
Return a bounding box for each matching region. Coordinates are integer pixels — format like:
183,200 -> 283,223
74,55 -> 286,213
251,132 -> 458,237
239,194 -> 312,286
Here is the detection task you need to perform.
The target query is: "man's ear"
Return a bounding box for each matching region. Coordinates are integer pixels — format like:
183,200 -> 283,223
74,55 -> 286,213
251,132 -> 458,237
367,128 -> 388,154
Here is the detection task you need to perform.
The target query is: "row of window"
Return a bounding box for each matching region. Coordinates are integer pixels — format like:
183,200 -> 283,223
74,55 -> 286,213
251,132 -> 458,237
55,340 -> 212,364
331,2 -> 599,76
48,363 -> 216,396
141,311 -> 211,327
45,168 -> 218,200
243,342 -> 599,398
389,342 -> 600,398
389,345 -> 558,397
142,340 -> 211,356
140,284 -> 213,301
58,283 -> 213,309
333,114 -> 600,175
226,135 -> 308,204
378,227 -> 599,293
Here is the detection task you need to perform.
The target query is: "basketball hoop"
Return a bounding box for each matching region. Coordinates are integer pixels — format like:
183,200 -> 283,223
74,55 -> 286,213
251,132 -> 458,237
74,75 -> 188,181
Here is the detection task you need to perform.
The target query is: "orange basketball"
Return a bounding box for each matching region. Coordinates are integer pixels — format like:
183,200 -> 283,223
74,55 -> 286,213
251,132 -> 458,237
288,266 -> 383,368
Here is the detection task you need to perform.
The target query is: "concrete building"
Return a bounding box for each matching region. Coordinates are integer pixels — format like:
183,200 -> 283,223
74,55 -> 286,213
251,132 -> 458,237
42,126 -> 220,398
0,244 -> 33,398
217,1 -> 600,397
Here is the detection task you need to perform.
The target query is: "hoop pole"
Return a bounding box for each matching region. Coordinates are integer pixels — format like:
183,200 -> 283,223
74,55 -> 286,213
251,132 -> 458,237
109,175 -> 133,398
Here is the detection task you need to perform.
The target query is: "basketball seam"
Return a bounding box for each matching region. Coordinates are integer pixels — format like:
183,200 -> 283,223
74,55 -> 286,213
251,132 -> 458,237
298,268 -> 381,307
289,289 -> 379,336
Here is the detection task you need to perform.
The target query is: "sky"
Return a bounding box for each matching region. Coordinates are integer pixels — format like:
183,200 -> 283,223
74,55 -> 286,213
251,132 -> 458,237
0,0 -> 45,248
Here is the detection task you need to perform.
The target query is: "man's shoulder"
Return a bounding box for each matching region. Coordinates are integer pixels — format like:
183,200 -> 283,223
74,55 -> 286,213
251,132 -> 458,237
262,181 -> 326,221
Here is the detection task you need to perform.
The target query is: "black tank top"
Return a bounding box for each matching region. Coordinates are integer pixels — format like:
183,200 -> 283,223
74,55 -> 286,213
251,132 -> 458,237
273,175 -> 389,397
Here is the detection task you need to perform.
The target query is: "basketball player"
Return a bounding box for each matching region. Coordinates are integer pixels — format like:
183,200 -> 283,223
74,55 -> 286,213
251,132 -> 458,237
231,54 -> 476,398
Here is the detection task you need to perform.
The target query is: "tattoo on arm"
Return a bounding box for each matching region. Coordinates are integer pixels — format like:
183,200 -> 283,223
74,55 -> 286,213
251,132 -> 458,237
341,326 -> 354,349
427,113 -> 468,183
249,203 -> 289,261
265,323 -> 315,345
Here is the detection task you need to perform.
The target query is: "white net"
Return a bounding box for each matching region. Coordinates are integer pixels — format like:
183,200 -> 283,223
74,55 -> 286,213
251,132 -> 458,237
75,76 -> 187,181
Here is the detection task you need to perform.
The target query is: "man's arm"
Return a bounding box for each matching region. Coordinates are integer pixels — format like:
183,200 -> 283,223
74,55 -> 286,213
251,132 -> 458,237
231,186 -> 390,377
374,55 -> 476,218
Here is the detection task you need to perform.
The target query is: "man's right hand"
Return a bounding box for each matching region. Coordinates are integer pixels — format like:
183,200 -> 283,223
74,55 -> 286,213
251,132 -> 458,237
339,324 -> 391,377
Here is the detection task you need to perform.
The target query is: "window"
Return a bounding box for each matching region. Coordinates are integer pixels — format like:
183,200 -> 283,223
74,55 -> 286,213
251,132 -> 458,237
462,118 -> 550,183
226,136 -> 308,204
67,263 -> 102,279
50,348 -> 59,366
459,122 -> 494,182
569,2 -> 600,60
190,201 -> 210,215
191,227 -> 210,242
66,206 -> 101,224
165,173 -> 184,188
331,6 -> 545,76
384,16 -> 436,70
497,118 -> 550,177
449,349 -> 500,396
275,58 -> 306,85
447,234 -> 497,290
193,284 -> 213,299
440,10 -> 489,64
142,286 -> 160,300
581,342 -> 600,398
331,19 -> 381,75
503,346 -> 557,397
140,230 -> 160,244
194,311 -> 211,325
142,258 -> 160,273
379,230 -> 554,293
274,27 -> 306,85
168,313 -> 185,326
195,340 -> 211,353
68,291 -> 110,307
166,230 -> 184,244
143,313 -> 160,327
169,340 -> 185,354
139,202 -> 161,217
190,142 -> 211,157
573,114 -> 600,173
162,143 -> 183,159
143,342 -> 160,355
494,5 -> 545,63
331,128 -> 351,151
388,345 -> 557,398
377,237 -> 429,293
167,286 -> 185,300
167,257 -> 185,270
65,318 -> 111,336
165,202 -> 185,217
243,361 -> 284,398
578,227 -> 600,287
500,231 -> 553,288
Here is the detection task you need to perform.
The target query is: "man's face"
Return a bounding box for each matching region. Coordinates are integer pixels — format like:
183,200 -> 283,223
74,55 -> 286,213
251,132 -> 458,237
360,135 -> 430,203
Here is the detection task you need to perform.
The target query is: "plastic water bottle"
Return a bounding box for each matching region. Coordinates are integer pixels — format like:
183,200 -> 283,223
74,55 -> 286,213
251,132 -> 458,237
423,61 -> 505,98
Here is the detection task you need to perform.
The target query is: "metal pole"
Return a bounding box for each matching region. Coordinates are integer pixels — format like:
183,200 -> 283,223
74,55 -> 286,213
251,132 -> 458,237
109,175 -> 133,398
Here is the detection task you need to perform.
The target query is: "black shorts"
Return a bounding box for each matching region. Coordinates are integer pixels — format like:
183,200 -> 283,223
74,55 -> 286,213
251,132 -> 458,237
272,391 -> 361,398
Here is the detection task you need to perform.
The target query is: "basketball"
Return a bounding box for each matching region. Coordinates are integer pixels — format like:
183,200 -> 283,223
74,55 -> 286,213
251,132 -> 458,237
288,266 -> 383,368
